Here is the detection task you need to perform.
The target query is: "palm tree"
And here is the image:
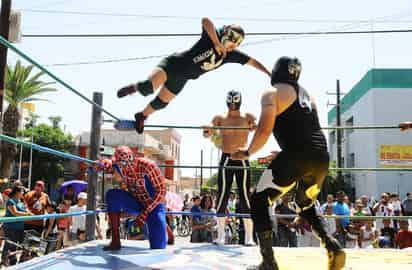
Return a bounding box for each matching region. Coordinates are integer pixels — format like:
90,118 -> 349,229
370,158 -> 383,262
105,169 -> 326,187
1,61 -> 57,178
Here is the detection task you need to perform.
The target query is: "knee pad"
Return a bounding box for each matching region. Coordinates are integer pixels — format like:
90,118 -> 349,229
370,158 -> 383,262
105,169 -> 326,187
137,79 -> 154,96
150,96 -> 169,110
295,182 -> 320,212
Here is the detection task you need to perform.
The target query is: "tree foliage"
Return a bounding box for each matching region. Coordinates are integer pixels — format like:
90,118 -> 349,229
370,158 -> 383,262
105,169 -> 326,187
1,61 -> 57,177
19,116 -> 73,187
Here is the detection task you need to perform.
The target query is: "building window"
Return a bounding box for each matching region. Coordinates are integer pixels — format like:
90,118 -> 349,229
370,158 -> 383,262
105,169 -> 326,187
346,116 -> 354,135
329,131 -> 336,145
347,153 -> 355,168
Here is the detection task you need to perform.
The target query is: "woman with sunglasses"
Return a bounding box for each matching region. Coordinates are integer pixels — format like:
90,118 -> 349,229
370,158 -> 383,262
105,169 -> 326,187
117,17 -> 271,133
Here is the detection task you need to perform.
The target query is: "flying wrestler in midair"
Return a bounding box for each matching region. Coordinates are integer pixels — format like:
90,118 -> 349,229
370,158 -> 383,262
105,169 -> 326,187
116,17 -> 271,133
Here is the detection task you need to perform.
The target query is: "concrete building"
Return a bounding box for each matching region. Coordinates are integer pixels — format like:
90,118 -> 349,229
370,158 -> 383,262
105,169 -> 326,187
328,69 -> 412,199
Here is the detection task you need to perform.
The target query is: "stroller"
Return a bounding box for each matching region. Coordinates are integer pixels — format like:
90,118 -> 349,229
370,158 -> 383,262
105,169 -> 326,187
1,230 -> 57,266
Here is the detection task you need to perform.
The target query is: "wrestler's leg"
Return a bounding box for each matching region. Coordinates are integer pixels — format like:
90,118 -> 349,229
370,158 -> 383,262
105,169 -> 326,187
146,203 -> 168,249
249,169 -> 297,270
235,159 -> 254,246
296,158 -> 346,270
135,78 -> 186,133
104,189 -> 143,251
215,154 -> 234,244
248,152 -> 300,270
117,67 -> 167,98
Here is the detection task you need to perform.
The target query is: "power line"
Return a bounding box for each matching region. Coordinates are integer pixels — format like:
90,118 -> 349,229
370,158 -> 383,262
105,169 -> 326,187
21,9 -> 412,24
21,29 -> 412,38
44,27 -> 411,67
42,12 -> 412,67
45,54 -> 168,67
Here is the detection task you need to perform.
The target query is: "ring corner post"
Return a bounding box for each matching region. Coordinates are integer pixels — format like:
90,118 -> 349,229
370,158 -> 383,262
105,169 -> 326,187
86,92 -> 103,242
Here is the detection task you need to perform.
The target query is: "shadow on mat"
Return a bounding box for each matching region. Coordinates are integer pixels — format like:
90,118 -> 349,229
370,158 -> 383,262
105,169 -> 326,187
11,244 -> 164,270
173,243 -> 246,257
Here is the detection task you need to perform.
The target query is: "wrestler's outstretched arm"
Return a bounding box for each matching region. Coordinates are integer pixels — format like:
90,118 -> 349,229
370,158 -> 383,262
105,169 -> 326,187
399,121 -> 412,131
246,58 -> 271,77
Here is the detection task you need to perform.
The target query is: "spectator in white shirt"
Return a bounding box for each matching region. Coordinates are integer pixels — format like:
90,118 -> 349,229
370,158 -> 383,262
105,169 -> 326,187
390,193 -> 403,229
323,205 -> 336,237
373,192 -> 394,230
320,194 -> 334,214
345,223 -> 359,249
68,192 -> 87,242
359,219 -> 378,248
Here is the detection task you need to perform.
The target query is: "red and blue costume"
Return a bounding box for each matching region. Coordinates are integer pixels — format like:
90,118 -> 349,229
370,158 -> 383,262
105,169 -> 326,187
101,146 -> 170,250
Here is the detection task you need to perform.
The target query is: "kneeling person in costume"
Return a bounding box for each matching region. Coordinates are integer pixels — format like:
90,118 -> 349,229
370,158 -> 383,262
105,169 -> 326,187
117,17 -> 270,134
203,90 -> 257,245
232,57 -> 345,270
99,146 -> 168,250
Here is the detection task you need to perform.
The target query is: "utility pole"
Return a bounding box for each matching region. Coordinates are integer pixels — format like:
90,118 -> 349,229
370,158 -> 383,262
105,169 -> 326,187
86,92 -> 102,241
0,0 -> 11,121
336,80 -> 343,190
200,149 -> 203,192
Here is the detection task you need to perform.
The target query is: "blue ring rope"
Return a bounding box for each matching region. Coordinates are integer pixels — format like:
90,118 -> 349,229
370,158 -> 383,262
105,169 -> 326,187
0,133 -> 99,165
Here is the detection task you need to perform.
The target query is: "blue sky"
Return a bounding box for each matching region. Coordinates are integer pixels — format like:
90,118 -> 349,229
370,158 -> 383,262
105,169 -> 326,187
9,0 -> 412,177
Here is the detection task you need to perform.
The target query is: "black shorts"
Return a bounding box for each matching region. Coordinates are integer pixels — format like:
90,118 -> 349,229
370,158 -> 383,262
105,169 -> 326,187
157,55 -> 188,95
268,150 -> 329,187
252,150 -> 329,233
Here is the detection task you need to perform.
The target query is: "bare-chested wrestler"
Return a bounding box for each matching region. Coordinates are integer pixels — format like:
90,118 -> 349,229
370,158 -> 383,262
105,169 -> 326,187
203,90 -> 256,246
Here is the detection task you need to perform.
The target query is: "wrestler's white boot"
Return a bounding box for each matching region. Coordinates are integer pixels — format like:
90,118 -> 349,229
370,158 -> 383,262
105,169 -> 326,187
244,218 -> 256,246
215,217 -> 226,245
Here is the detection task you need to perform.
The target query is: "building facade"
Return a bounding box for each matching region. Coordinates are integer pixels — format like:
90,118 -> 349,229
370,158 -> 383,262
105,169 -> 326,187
75,128 -> 182,192
328,69 -> 412,198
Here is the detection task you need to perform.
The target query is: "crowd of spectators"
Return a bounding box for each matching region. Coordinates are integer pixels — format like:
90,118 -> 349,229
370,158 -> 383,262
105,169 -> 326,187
1,179 -> 412,266
270,190 -> 412,250
0,180 -> 102,266
181,190 -> 412,250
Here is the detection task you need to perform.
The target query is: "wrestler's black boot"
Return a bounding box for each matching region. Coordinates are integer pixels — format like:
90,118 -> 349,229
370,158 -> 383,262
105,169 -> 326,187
134,112 -> 147,134
300,206 -> 346,270
247,231 -> 279,270
117,84 -> 137,98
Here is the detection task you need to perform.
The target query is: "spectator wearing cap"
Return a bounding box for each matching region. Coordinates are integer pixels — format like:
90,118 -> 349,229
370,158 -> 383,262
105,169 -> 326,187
24,180 -> 50,234
13,180 -> 29,194
68,192 -> 88,242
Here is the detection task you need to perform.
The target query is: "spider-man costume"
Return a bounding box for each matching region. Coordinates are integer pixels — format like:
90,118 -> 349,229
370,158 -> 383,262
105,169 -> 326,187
100,146 -> 172,250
